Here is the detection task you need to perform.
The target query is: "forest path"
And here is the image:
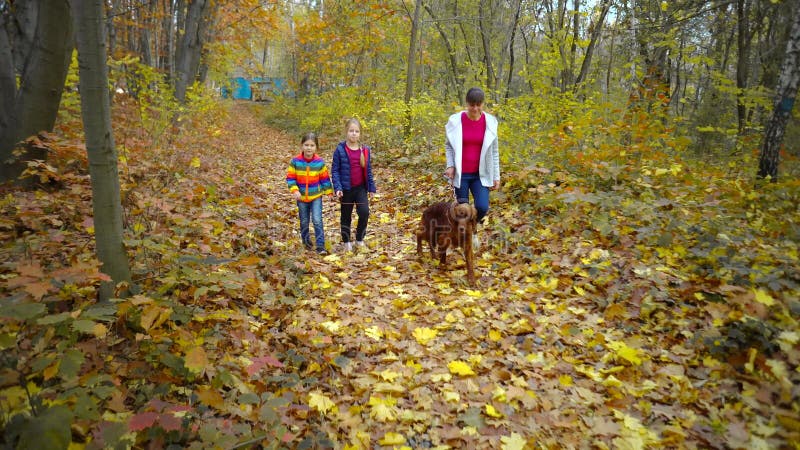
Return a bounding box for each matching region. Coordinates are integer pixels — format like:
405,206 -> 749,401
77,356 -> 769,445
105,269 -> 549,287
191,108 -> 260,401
197,102 -> 745,448
215,103 -> 565,446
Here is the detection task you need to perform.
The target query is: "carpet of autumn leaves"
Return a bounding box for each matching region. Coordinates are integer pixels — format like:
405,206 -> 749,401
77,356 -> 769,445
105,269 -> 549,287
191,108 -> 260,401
1,98 -> 799,449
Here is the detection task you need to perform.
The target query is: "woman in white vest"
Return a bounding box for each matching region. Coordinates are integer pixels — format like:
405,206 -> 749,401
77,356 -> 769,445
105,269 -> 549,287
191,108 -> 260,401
444,87 -> 500,242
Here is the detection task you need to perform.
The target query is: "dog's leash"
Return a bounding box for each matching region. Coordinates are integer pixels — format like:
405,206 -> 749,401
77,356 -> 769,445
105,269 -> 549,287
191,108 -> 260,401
444,174 -> 457,201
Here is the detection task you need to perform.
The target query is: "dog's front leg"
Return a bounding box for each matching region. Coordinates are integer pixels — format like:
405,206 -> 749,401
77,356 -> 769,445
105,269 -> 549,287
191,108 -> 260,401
465,231 -> 476,286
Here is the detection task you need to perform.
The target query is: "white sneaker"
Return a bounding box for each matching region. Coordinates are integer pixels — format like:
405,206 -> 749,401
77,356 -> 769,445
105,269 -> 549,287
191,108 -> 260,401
355,241 -> 366,248
343,242 -> 353,252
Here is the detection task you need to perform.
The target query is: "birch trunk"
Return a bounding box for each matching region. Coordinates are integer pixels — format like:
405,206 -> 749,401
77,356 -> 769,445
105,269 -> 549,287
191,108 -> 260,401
757,5 -> 800,181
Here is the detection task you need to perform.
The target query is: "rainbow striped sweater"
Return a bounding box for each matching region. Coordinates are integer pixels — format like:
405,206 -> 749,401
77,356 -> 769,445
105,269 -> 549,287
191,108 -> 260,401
286,154 -> 333,202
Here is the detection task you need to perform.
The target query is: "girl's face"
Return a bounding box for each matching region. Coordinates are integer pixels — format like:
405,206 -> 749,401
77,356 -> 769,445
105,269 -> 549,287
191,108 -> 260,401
301,139 -> 317,158
466,102 -> 483,120
346,124 -> 361,146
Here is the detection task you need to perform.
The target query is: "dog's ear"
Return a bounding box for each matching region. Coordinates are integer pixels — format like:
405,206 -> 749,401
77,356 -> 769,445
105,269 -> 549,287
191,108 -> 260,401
470,205 -> 478,223
448,201 -> 458,221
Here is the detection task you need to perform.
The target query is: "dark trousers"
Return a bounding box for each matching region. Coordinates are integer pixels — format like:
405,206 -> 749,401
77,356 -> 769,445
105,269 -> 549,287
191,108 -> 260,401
340,185 -> 369,242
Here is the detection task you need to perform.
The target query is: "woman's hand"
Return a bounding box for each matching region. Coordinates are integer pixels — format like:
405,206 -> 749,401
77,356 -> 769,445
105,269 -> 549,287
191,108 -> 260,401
445,167 -> 455,180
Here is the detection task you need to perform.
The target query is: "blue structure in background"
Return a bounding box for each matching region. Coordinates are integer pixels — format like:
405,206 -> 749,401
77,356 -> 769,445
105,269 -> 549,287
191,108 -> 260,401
220,76 -> 290,101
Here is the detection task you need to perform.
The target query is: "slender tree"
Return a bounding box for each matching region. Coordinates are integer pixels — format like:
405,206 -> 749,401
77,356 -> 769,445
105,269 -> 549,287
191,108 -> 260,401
574,0 -> 612,92
405,0 -> 422,104
71,0 -> 132,300
423,1 -> 463,102
479,0 -> 495,92
757,4 -> 800,182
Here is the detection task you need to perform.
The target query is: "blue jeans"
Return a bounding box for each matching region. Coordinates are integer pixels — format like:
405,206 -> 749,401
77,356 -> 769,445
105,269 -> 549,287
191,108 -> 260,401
297,197 -> 325,251
455,172 -> 489,223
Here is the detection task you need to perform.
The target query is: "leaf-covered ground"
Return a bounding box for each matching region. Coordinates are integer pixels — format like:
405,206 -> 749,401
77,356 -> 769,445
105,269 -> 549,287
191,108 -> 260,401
1,101 -> 799,449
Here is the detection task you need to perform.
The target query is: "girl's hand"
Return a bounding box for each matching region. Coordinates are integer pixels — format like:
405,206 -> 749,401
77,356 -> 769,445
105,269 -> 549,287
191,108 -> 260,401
292,191 -> 301,200
336,191 -> 343,199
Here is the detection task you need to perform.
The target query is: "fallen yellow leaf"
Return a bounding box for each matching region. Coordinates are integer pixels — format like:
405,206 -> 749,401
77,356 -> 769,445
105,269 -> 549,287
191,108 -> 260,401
378,432 -> 405,446
377,369 -> 401,382
308,391 -> 336,414
406,359 -> 423,373
443,390 -> 460,403
540,277 -> 559,291
492,386 -> 507,402
607,341 -> 643,366
364,326 -> 383,341
448,360 -> 475,376
184,346 -> 209,375
485,404 -> 503,418
501,432 -> 528,450
753,289 -> 775,306
320,321 -> 341,333
413,327 -> 438,345
431,373 -> 452,382
369,403 -> 397,422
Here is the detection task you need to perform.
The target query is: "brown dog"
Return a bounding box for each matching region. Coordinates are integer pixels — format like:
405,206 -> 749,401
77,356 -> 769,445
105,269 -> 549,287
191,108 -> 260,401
415,201 -> 478,285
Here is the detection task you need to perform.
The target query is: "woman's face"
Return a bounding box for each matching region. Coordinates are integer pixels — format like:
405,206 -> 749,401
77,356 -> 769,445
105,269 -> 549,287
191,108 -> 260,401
466,102 -> 483,120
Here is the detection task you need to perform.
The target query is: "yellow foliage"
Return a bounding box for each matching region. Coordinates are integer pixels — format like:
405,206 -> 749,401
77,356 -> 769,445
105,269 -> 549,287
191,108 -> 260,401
413,327 -> 438,345
308,391 -> 336,414
378,432 -> 406,446
484,404 -> 503,418
753,289 -> 775,306
501,433 -> 529,450
448,360 -> 475,376
606,341 -> 643,366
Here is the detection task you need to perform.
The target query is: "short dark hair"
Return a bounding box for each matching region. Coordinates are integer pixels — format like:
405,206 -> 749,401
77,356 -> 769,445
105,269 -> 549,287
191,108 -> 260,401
466,87 -> 485,105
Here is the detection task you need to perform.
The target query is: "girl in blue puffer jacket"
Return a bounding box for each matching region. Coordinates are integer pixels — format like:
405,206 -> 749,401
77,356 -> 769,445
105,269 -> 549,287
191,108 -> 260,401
330,118 -> 377,252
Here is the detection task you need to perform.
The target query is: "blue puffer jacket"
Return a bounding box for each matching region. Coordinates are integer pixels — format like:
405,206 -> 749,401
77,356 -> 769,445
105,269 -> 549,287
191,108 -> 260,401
331,141 -> 377,193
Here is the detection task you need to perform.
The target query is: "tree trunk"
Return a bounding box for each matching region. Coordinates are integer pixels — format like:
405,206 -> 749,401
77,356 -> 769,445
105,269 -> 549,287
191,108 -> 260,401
503,0 -> 522,99
405,0 -> 422,103
0,9 -> 15,138
423,2 -> 463,102
456,3 -> 474,70
0,0 -> 72,182
757,4 -> 800,181
174,0 -> 210,103
574,0 -> 612,90
71,0 -> 133,300
479,0 -> 495,93
140,0 -> 157,66
495,0 -> 521,98
565,0 -> 580,89
736,0 -> 749,133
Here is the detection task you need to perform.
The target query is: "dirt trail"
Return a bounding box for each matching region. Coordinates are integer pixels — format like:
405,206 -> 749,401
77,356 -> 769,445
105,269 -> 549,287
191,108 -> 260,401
208,104 -> 680,448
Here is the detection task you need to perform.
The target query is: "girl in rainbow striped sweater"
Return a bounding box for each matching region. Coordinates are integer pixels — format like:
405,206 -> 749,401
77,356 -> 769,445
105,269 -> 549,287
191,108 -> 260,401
286,132 -> 333,254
